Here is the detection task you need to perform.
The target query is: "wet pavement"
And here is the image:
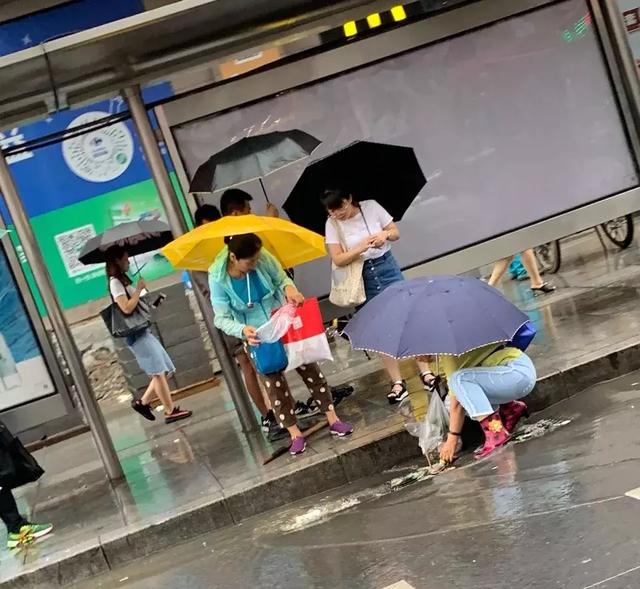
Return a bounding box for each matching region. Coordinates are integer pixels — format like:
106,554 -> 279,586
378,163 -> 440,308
5,230 -> 640,585
69,367 -> 640,589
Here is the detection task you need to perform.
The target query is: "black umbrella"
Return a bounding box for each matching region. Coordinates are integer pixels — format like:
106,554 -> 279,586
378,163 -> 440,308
283,141 -> 427,235
78,220 -> 173,265
189,130 -> 321,201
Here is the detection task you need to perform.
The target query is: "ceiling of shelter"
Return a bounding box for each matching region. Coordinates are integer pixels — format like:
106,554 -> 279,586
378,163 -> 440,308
0,0 -> 387,127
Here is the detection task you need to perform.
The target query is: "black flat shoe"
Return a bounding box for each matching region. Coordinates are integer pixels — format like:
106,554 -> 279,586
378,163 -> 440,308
531,282 -> 556,295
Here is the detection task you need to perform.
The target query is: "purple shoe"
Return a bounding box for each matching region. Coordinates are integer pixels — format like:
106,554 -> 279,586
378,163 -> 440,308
330,421 -> 354,437
290,437 -> 307,456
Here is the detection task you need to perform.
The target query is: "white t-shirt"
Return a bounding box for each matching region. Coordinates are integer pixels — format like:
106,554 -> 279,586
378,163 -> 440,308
325,200 -> 394,260
109,277 -> 148,300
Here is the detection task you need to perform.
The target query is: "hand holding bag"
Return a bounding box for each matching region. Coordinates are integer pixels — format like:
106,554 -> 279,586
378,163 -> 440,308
329,218 -> 366,307
250,341 -> 289,375
281,298 -> 333,370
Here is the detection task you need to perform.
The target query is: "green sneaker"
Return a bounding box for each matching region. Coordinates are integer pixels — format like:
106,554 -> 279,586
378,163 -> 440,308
7,523 -> 53,549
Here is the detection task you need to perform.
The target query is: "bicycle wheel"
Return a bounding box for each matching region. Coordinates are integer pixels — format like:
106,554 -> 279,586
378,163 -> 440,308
600,215 -> 634,249
534,241 -> 561,274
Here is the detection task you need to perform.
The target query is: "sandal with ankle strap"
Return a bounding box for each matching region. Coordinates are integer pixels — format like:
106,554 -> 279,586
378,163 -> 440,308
387,380 -> 408,405
420,371 -> 437,392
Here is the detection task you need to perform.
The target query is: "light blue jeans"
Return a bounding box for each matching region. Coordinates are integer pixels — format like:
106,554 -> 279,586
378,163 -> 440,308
448,354 -> 536,419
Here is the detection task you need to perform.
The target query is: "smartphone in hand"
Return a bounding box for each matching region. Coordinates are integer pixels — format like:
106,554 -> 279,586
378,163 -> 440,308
152,293 -> 166,308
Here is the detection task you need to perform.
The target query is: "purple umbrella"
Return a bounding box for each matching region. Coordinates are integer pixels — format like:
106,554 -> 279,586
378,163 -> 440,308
343,275 -> 530,358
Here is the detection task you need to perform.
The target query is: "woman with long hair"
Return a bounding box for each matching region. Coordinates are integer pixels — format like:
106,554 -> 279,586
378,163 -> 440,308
322,188 -> 436,404
106,246 -> 192,425
209,233 -> 353,455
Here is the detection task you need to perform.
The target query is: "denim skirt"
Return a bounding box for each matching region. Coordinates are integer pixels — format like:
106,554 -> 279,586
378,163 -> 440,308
362,251 -> 404,304
126,329 -> 175,377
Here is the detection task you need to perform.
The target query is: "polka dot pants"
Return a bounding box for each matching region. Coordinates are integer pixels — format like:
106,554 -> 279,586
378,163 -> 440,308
259,363 -> 333,429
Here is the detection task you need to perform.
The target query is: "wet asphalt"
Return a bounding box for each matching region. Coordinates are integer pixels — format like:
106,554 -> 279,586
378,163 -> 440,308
71,369 -> 640,589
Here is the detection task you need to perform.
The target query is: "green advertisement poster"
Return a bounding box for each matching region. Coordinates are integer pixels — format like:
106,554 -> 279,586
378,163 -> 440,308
12,175 -> 191,312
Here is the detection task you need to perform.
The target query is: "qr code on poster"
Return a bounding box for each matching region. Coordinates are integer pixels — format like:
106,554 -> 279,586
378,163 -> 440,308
55,225 -> 97,278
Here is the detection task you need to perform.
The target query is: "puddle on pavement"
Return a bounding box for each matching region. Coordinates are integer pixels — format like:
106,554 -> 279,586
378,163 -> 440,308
276,417 -> 572,534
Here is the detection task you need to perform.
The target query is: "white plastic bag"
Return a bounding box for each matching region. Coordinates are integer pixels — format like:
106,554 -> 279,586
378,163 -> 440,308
256,304 -> 297,344
403,390 -> 450,458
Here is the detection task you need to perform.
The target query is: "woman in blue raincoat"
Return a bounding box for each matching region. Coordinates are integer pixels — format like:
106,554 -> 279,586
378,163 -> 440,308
210,233 -> 353,456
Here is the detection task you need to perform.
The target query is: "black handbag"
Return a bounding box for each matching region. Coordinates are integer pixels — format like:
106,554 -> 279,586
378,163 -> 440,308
101,281 -> 151,339
0,421 -> 44,490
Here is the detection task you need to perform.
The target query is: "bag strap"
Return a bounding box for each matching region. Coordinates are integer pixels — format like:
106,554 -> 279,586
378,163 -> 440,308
330,204 -> 372,254
109,277 -> 136,311
330,218 -> 349,254
357,204 -> 372,235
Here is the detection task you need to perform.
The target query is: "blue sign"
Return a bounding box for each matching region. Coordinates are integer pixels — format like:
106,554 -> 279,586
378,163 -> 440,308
0,0 -> 144,57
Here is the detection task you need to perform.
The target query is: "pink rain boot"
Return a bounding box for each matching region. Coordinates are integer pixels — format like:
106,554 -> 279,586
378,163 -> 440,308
499,400 -> 529,433
475,410 -> 511,459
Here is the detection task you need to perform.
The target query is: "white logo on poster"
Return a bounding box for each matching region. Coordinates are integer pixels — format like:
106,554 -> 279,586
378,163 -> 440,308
62,111 -> 134,182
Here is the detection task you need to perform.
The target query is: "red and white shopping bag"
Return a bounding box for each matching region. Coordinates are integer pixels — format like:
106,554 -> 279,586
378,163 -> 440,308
281,298 -> 334,371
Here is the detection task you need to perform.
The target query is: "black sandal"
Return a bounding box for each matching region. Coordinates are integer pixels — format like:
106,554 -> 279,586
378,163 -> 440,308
531,282 -> 556,295
420,371 -> 437,392
387,380 -> 408,405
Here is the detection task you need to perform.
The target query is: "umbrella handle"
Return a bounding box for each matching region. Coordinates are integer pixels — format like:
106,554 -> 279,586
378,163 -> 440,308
259,178 -> 271,204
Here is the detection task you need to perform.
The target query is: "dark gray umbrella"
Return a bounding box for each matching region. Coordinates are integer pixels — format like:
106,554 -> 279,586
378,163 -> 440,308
78,220 -> 173,265
343,276 -> 530,357
189,130 -> 321,201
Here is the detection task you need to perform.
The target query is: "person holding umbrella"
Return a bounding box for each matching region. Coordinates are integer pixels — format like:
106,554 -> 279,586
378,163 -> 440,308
220,188 -> 279,219
343,275 -> 536,461
192,204 -> 281,438
321,188 -> 436,404
209,233 -> 353,455
79,220 -> 193,425
106,246 -> 193,425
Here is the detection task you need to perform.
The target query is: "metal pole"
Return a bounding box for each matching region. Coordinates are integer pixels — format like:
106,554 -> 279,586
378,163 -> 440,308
0,151 -> 124,481
124,85 -> 259,433
596,1 -> 640,168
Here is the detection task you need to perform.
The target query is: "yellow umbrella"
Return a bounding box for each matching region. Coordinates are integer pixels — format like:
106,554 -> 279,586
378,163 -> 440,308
161,214 -> 327,271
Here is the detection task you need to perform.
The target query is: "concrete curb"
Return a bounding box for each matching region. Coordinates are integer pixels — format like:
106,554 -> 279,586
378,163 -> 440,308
6,341 -> 640,588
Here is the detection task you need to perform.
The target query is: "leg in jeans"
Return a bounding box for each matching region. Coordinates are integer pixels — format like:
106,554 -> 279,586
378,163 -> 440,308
448,355 -> 537,420
0,488 -> 26,534
295,364 -> 337,425
259,372 -> 303,440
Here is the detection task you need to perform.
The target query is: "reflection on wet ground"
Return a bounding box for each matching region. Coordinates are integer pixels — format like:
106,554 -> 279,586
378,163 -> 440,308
72,368 -> 640,588
5,231 -> 640,583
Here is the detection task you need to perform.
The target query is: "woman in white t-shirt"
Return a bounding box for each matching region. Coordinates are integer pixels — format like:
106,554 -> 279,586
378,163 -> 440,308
323,188 -> 435,405
106,246 -> 192,425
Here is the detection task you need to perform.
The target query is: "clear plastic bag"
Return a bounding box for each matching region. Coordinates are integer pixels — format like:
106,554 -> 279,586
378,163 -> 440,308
419,391 -> 450,456
403,390 -> 450,457
256,304 -> 297,343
